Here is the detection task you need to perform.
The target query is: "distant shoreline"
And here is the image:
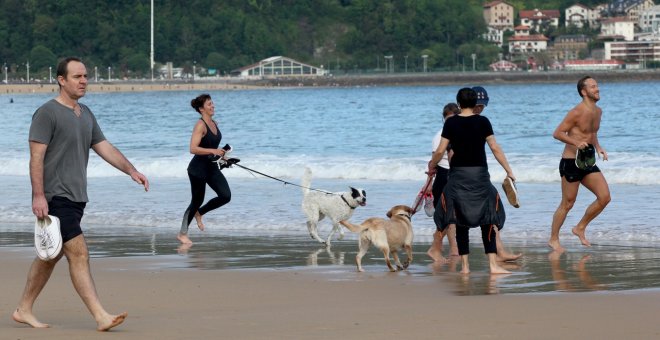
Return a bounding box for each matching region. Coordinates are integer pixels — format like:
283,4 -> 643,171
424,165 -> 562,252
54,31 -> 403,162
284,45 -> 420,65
2,69 -> 659,95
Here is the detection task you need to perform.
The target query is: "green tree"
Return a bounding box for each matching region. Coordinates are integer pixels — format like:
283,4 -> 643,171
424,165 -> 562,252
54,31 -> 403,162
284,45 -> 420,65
29,45 -> 56,75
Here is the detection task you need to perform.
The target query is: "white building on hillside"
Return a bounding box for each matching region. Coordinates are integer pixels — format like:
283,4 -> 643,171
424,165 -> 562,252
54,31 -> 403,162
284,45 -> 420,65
639,5 -> 660,33
508,25 -> 549,54
565,4 -> 601,28
600,17 -> 636,41
519,9 -> 560,33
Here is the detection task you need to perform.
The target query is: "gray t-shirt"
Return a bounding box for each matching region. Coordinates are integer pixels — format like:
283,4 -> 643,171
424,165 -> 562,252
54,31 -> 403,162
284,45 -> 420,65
29,99 -> 106,202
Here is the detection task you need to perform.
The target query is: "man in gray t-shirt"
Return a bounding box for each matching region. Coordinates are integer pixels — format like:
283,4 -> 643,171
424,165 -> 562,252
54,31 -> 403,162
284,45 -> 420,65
29,99 -> 105,203
13,57 -> 149,332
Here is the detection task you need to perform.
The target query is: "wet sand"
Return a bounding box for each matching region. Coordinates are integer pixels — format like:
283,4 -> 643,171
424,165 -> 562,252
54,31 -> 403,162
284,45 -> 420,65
2,229 -> 660,338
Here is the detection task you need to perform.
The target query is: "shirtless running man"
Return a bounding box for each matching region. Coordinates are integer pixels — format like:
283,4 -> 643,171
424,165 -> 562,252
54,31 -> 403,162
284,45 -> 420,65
548,76 -> 611,251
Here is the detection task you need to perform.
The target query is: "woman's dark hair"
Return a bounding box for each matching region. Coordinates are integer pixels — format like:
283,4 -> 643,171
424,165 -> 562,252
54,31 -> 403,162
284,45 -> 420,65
577,75 -> 592,97
456,87 -> 477,109
442,103 -> 460,118
191,94 -> 211,113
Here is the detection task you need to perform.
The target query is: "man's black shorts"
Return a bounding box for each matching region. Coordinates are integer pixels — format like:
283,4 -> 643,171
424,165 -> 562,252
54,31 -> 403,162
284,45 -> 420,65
559,158 -> 601,183
48,196 -> 86,243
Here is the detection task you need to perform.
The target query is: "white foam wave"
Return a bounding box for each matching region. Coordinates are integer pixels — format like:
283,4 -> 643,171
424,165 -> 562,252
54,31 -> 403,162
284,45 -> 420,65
2,152 -> 660,185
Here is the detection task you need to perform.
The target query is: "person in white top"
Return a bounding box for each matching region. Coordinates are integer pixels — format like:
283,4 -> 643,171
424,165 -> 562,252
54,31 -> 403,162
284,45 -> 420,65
426,103 -> 460,263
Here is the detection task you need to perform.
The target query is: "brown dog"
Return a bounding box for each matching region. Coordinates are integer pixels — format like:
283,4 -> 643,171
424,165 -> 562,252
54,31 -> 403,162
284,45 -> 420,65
340,205 -> 414,272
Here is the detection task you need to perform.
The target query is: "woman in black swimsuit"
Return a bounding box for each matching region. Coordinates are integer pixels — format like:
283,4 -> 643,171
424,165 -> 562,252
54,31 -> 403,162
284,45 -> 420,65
177,94 -> 231,245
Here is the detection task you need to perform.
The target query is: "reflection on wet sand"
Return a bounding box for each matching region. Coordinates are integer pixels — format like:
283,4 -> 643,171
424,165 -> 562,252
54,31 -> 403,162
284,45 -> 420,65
2,227 -> 660,295
549,250 -> 604,292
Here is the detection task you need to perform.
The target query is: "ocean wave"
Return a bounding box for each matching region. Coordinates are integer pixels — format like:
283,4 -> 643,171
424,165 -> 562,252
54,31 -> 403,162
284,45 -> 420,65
1,152 -> 660,185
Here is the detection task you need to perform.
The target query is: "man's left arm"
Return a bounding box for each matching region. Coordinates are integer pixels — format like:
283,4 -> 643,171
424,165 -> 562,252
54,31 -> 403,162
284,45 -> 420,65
92,140 -> 149,191
594,110 -> 608,161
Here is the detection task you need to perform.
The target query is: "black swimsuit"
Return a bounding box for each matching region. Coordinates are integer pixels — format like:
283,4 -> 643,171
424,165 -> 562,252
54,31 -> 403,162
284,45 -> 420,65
187,119 -> 221,178
180,119 -> 231,235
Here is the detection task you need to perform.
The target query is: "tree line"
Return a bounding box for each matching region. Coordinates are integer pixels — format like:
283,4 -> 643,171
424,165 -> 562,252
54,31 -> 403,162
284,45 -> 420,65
0,0 -> 633,80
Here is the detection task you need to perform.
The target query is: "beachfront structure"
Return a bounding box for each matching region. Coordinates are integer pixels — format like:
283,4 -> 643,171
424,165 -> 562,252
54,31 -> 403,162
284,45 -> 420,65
563,59 -> 625,70
489,60 -> 519,71
600,17 -> 636,41
547,34 -> 591,61
565,4 -> 601,28
508,28 -> 549,54
230,56 -> 327,78
605,39 -> 660,64
519,9 -> 560,33
639,5 -> 660,33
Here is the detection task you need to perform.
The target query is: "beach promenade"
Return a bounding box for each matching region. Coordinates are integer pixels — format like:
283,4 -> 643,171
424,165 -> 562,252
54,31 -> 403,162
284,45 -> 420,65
3,69 -> 660,95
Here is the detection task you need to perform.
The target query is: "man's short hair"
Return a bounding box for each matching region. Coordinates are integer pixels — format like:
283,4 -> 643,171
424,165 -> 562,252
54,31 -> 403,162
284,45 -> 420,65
577,75 -> 592,97
56,57 -> 83,81
456,87 -> 477,109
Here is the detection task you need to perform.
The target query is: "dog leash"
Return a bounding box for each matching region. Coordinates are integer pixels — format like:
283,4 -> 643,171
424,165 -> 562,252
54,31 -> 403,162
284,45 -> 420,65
232,163 -> 337,195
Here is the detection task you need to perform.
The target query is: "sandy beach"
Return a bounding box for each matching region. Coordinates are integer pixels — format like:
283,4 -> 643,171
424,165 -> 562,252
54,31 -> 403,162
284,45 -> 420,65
2,237 -> 660,339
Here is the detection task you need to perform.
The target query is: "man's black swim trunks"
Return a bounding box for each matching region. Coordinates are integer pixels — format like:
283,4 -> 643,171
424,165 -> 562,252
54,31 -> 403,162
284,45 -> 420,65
559,158 -> 600,183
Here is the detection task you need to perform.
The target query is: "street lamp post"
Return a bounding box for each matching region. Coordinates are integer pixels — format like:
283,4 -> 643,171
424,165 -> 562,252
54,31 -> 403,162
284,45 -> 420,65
26,61 -> 30,83
108,66 -> 111,81
95,66 -> 98,82
471,53 -> 476,71
193,61 -> 196,82
384,55 -> 393,73
3,63 -> 7,84
49,66 -> 52,83
422,55 -> 428,73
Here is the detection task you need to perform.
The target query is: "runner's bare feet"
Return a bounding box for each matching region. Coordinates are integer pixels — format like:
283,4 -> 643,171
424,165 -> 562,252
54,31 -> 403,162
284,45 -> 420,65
12,308 -> 50,328
572,226 -> 591,247
194,212 -> 205,231
489,263 -> 512,274
177,233 -> 193,245
497,251 -> 523,262
97,312 -> 127,331
548,238 -> 564,252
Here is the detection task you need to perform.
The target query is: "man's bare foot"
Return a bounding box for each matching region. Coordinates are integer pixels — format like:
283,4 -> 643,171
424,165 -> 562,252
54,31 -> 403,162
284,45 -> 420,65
97,312 -> 127,332
497,251 -> 523,262
177,233 -> 193,245
572,226 -> 591,247
548,238 -> 564,252
194,212 -> 205,231
12,308 -> 50,328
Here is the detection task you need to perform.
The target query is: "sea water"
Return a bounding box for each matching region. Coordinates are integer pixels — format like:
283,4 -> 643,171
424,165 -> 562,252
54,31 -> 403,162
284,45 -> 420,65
1,82 -> 659,245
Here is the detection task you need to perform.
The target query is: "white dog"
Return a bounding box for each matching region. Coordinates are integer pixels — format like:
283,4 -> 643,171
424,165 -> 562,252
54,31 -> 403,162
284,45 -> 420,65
301,168 -> 366,246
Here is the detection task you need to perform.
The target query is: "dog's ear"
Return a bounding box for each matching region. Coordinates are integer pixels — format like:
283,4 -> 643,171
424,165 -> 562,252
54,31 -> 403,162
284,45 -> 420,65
406,206 -> 414,215
350,187 -> 360,198
386,208 -> 393,218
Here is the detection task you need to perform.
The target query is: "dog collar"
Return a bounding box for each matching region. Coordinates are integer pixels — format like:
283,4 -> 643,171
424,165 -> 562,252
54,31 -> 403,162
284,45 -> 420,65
397,213 -> 412,221
341,196 -> 357,209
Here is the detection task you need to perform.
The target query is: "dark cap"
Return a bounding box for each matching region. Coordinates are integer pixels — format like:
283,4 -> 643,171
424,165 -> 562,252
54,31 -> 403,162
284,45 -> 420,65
472,86 -> 489,106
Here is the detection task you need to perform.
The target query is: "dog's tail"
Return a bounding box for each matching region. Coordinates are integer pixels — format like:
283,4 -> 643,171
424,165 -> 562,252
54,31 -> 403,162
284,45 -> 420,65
339,220 -> 367,233
301,167 -> 312,196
